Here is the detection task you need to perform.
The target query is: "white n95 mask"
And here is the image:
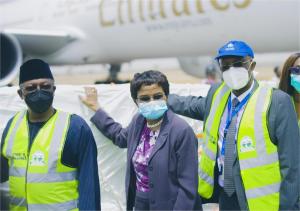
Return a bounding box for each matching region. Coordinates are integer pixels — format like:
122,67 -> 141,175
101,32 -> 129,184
222,67 -> 249,90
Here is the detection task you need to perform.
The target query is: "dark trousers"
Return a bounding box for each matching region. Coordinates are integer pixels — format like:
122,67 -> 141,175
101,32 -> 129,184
201,164 -> 242,211
219,189 -> 241,211
202,186 -> 241,211
195,194 -> 203,211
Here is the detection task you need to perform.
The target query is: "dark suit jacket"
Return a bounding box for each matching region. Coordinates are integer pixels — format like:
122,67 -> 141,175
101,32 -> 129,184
91,109 -> 200,210
168,80 -> 300,210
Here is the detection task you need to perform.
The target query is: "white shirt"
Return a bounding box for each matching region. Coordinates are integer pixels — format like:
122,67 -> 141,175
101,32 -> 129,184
217,81 -> 254,187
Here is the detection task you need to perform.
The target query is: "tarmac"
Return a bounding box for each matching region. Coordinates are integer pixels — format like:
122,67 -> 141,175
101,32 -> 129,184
7,54 -> 280,86
9,65 -> 277,85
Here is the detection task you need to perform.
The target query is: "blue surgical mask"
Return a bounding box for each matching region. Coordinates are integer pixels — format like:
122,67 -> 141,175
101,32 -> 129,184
291,74 -> 300,93
138,100 -> 168,120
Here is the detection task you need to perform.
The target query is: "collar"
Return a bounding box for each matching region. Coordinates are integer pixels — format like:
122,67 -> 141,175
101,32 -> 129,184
231,80 -> 254,102
136,110 -> 174,136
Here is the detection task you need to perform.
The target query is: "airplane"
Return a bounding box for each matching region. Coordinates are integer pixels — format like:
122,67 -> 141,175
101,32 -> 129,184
0,0 -> 299,86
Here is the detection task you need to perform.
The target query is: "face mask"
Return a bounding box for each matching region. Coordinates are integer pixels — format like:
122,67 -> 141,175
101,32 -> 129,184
291,74 -> 300,93
25,90 -> 54,113
138,100 -> 168,120
222,67 -> 249,90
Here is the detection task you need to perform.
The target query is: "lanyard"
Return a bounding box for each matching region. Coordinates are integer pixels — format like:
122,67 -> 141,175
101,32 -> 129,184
220,92 -> 252,156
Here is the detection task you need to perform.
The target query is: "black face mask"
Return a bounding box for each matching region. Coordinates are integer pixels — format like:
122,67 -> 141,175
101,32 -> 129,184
24,90 -> 54,113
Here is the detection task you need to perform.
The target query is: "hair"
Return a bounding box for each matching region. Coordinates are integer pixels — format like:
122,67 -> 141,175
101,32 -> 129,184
130,70 -> 169,100
278,52 -> 300,96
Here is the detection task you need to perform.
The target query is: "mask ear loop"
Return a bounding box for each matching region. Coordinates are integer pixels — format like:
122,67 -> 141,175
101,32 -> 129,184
247,61 -> 257,79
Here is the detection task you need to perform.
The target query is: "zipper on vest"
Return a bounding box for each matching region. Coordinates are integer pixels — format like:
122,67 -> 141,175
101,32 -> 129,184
25,118 -> 35,210
25,115 -> 48,210
25,136 -> 33,210
25,136 -> 37,209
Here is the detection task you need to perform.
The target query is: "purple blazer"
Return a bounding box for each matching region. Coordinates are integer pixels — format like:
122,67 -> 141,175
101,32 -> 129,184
91,109 -> 200,210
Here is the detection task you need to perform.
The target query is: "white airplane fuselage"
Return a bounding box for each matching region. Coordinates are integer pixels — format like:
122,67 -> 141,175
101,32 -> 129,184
0,0 -> 299,84
1,0 -> 300,63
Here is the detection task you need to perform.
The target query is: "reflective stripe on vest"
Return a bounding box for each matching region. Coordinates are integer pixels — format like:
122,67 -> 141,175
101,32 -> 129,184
238,86 -> 280,211
2,111 -> 79,211
198,83 -> 280,211
2,111 -> 25,160
10,196 -> 26,207
198,83 -> 230,198
28,199 -> 78,210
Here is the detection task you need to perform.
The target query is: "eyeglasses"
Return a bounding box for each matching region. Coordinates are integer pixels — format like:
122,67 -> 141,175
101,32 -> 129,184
137,93 -> 164,102
20,82 -> 54,94
289,66 -> 300,75
219,60 -> 251,71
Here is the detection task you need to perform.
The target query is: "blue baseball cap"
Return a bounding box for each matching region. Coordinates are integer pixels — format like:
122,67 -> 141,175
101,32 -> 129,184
215,40 -> 254,60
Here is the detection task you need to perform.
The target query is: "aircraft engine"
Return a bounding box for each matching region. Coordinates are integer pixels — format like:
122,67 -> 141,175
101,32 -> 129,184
0,33 -> 22,86
177,56 -> 220,78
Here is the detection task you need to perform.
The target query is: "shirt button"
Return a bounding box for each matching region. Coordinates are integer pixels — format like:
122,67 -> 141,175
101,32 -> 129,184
149,166 -> 153,171
149,183 -> 154,188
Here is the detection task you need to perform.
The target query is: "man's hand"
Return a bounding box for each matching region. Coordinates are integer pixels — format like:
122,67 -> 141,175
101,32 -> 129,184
79,87 -> 100,112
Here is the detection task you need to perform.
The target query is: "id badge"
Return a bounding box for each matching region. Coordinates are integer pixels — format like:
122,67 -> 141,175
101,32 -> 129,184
217,157 -> 224,180
220,166 -> 224,181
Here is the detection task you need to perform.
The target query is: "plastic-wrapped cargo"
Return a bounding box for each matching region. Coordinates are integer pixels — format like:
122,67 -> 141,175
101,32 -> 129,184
0,83 -> 209,210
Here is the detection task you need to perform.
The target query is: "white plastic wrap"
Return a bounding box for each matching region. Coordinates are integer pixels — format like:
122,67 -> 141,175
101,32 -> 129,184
0,83 -> 209,210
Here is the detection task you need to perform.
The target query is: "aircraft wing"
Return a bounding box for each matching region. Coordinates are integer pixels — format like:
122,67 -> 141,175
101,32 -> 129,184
3,28 -> 77,56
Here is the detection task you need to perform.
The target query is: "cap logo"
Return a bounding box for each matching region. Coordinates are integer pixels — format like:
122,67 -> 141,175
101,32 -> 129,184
225,43 -> 235,51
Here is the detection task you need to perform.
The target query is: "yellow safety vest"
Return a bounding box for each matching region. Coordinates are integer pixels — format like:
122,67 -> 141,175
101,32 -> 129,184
2,110 -> 79,211
198,83 -> 281,211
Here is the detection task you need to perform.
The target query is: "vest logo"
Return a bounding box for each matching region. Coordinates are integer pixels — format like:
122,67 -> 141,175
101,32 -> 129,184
240,136 -> 255,153
204,129 -> 217,144
30,151 -> 45,166
12,153 -> 26,160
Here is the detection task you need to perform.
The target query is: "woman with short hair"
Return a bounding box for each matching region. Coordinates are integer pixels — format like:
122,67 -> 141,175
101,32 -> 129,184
80,70 -> 201,210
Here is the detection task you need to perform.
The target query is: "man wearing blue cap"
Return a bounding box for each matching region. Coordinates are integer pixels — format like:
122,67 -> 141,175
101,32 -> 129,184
0,59 -> 101,210
168,41 -> 300,210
